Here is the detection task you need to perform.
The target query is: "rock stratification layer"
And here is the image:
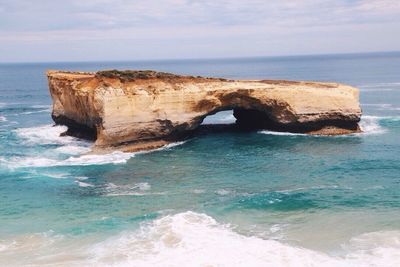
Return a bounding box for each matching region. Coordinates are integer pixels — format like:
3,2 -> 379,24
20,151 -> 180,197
47,70 -> 362,151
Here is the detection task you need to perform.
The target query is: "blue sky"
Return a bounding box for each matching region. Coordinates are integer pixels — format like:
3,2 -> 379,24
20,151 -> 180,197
1,0 -> 399,62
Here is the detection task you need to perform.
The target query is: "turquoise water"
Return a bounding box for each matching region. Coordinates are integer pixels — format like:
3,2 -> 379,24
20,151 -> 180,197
1,53 -> 400,266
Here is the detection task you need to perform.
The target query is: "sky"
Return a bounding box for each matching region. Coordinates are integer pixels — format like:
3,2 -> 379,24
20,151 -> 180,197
0,0 -> 400,62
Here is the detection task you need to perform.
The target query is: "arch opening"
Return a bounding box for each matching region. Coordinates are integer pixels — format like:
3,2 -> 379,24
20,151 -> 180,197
194,106 -> 278,136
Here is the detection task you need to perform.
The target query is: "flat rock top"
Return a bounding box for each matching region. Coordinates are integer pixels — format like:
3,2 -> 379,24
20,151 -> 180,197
46,70 -> 340,89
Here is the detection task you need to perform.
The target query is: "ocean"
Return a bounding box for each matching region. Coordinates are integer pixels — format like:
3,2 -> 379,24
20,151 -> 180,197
0,52 -> 400,266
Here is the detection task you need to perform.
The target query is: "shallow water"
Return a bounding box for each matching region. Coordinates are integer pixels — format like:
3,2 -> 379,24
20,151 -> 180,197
1,52 -> 400,266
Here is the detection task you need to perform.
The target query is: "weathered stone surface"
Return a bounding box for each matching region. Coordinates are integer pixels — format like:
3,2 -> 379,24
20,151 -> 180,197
47,70 -> 362,151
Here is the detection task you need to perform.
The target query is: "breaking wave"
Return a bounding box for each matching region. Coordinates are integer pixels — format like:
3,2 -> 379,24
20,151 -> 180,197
2,151 -> 136,168
86,212 -> 400,267
14,124 -> 88,146
259,130 -> 307,136
3,212 -> 397,266
358,116 -> 388,135
1,125 -> 187,169
259,115 -> 399,137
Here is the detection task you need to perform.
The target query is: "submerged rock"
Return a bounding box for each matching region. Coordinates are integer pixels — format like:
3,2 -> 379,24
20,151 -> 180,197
47,70 -> 362,151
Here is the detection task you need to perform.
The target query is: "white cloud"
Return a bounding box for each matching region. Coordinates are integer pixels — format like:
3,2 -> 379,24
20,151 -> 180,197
0,0 -> 399,61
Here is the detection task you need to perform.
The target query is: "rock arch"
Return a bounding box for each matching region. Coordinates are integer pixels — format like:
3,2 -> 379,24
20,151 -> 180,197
47,70 -> 362,152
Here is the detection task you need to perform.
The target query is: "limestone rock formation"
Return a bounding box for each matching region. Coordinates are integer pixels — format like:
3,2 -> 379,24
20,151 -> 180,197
47,70 -> 362,152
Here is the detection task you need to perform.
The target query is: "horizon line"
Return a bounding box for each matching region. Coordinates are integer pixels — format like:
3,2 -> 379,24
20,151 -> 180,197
1,50 -> 400,65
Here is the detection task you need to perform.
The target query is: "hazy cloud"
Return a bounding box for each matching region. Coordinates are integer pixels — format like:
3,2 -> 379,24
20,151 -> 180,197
0,0 -> 399,61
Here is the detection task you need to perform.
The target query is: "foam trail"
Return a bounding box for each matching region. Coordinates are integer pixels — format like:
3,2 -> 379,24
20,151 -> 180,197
259,130 -> 307,136
6,151 -> 136,168
152,141 -> 186,151
86,212 -> 400,267
2,140 -> 186,168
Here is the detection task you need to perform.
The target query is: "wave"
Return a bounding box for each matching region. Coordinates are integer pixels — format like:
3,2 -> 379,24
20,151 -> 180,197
148,141 -> 187,152
259,115 -> 400,137
2,142 -> 187,169
358,116 -> 387,135
104,182 -> 157,196
259,130 -> 307,136
86,211 -> 400,267
1,212 -> 399,266
0,115 -> 7,122
3,151 -> 137,168
4,124 -> 187,168
14,124 -> 89,146
75,181 -> 94,187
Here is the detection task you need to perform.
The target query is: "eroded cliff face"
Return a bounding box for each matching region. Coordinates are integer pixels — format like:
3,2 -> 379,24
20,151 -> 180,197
47,70 -> 362,151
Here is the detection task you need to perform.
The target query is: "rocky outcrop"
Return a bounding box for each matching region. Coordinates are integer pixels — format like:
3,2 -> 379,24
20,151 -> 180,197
47,70 -> 362,152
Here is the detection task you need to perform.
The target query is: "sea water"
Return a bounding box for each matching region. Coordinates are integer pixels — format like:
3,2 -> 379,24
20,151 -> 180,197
0,52 -> 400,266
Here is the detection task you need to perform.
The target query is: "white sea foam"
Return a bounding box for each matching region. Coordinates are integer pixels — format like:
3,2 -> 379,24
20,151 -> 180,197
105,182 -> 156,196
1,212 -> 400,266
55,145 -> 91,155
42,172 -> 69,179
358,116 -> 387,135
277,185 -> 341,193
0,231 -> 63,254
4,130 -> 186,168
4,151 -> 136,168
192,189 -> 206,194
259,130 -> 307,136
259,115 -> 399,137
0,116 -> 7,122
76,176 -> 89,180
76,181 -> 94,187
216,189 -> 232,195
86,211 -> 400,267
147,141 -> 187,152
14,124 -> 87,146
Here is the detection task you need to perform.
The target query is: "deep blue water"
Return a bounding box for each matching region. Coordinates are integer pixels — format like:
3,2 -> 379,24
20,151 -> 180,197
0,52 -> 400,266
